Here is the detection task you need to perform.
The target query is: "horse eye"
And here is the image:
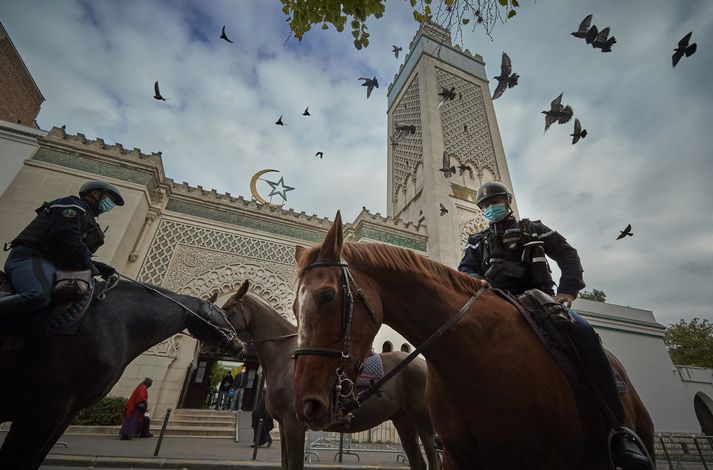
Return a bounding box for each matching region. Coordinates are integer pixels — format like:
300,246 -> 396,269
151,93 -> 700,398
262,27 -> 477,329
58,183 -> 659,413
317,290 -> 336,305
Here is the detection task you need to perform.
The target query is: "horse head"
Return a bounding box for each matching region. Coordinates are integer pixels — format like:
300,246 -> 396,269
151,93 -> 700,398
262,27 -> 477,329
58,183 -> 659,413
188,294 -> 247,358
220,280 -> 253,343
292,211 -> 383,430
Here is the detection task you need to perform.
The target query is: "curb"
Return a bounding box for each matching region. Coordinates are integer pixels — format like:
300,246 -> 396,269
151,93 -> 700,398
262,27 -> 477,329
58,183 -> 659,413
43,454 -> 408,469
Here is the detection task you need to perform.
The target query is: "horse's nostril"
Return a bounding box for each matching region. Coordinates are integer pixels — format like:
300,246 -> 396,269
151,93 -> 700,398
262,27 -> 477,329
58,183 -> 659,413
303,399 -> 324,419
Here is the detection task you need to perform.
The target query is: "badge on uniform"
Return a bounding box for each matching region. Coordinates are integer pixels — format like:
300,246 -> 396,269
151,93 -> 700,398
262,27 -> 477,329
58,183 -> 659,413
62,208 -> 77,218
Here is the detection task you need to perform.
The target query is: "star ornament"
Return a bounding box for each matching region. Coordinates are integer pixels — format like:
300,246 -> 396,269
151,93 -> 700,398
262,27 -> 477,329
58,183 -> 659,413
265,176 -> 295,202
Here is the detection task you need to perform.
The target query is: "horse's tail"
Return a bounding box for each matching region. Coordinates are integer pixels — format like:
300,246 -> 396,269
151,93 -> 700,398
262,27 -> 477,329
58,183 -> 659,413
605,350 -> 656,461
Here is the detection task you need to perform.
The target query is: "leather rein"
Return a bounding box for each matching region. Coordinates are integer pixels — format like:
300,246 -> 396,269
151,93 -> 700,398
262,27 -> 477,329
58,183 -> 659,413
291,258 -> 488,424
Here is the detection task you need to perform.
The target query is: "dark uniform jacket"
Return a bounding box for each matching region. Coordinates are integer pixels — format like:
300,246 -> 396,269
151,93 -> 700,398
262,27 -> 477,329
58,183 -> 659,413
458,215 -> 585,296
11,196 -> 104,269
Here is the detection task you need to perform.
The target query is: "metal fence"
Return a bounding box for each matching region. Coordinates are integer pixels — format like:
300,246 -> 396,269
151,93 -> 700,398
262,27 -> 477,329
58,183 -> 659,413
304,421 -> 406,463
656,434 -> 713,470
304,426 -> 713,469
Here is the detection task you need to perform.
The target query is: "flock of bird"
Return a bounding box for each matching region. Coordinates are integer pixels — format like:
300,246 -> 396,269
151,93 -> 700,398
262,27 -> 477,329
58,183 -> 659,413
148,20 -> 698,241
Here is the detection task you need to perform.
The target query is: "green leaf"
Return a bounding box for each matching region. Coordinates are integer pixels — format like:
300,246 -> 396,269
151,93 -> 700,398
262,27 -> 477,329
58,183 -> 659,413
410,0 -> 417,6
512,0 -> 520,6
445,0 -> 455,5
507,9 -> 517,18
462,18 -> 470,24
352,29 -> 360,38
498,0 -> 507,5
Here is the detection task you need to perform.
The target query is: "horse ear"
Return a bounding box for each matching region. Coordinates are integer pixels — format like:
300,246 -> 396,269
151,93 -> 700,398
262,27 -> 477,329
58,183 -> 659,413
207,291 -> 218,303
234,279 -> 250,300
295,245 -> 306,264
319,211 -> 343,260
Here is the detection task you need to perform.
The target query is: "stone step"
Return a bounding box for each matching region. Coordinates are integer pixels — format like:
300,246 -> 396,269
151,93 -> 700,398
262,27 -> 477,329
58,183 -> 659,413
169,414 -> 236,422
168,418 -> 235,427
63,424 -> 237,438
172,408 -> 235,416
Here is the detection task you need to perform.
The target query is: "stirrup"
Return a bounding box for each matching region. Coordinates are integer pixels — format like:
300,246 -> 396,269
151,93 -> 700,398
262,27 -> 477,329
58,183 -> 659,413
607,426 -> 655,470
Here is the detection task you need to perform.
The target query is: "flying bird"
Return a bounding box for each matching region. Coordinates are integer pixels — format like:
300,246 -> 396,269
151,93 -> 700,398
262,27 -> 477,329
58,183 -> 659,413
438,151 -> 456,178
591,27 -> 616,52
439,203 -> 448,216
542,93 -> 574,133
672,32 -> 697,67
616,224 -> 633,240
392,45 -> 402,58
492,52 -> 519,100
570,118 -> 588,144
393,122 -> 416,142
359,77 -> 379,99
458,163 -> 474,178
275,115 -> 285,126
315,151 -> 323,159
303,107 -> 311,116
584,24 -> 599,44
437,86 -> 456,109
153,81 -> 167,101
571,14 -> 593,39
220,25 -> 234,43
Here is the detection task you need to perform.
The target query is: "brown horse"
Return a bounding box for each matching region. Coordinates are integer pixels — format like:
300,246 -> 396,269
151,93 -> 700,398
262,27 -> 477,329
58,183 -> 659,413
291,212 -> 654,470
222,280 -> 441,470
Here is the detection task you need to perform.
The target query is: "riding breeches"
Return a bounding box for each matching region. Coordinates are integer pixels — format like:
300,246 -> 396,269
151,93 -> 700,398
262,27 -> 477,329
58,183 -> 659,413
2,246 -> 56,316
568,310 -> 627,425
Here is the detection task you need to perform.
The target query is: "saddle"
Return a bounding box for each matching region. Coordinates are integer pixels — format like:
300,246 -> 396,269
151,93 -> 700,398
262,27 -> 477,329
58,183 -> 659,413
0,270 -> 95,340
356,352 -> 385,388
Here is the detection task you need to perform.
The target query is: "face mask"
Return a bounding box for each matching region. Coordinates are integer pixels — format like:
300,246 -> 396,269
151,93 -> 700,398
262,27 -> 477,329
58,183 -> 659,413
483,203 -> 508,223
98,197 -> 115,213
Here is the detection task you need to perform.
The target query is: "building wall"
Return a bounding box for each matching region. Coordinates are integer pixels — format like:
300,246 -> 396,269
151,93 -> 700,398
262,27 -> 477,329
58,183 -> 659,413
674,366 -> 713,434
0,23 -> 44,126
0,122 -> 45,198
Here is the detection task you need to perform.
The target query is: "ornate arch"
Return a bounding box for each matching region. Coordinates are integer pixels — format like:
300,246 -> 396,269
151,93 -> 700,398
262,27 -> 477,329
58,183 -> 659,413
459,214 -> 488,248
178,262 -> 297,322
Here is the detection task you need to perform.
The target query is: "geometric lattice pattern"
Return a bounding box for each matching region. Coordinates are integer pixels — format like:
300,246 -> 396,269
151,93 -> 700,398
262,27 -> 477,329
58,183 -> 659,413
436,67 -> 498,182
458,212 -> 489,249
137,219 -> 295,285
391,75 -> 423,202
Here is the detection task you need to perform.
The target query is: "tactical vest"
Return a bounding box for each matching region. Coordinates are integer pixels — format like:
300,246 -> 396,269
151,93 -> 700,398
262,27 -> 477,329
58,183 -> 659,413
11,201 -> 105,253
480,219 -> 554,293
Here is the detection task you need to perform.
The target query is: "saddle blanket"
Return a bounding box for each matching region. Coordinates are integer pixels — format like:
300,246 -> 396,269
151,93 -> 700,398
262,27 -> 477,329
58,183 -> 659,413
356,352 -> 385,387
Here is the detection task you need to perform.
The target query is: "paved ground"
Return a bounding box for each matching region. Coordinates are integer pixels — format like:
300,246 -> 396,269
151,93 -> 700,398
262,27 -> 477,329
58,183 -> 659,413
1,431 -> 411,469
1,432 -> 704,469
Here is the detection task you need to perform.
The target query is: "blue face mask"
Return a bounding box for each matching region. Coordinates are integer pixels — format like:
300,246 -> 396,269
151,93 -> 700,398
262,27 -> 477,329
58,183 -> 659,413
483,203 -> 508,223
98,197 -> 115,213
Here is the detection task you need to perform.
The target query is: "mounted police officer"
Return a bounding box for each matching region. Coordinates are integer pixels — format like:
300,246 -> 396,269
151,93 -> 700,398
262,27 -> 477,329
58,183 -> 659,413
459,181 -> 652,470
0,180 -> 123,322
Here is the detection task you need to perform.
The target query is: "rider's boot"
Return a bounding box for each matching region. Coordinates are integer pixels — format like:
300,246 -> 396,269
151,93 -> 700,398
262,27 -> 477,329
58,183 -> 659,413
567,311 -> 653,470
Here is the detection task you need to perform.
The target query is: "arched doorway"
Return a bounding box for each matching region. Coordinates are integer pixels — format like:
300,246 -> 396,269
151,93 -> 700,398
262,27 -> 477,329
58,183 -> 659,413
382,341 -> 393,352
694,392 -> 713,435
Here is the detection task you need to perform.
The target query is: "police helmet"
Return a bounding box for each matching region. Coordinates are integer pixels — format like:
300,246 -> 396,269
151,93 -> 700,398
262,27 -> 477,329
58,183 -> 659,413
79,180 -> 125,206
475,181 -> 512,208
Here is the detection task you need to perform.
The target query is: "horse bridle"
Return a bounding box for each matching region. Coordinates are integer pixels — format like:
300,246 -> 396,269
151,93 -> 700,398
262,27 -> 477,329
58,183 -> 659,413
291,259 -> 379,419
291,257 -> 489,424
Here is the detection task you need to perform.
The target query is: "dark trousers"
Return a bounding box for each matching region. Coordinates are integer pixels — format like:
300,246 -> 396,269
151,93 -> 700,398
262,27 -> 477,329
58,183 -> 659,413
2,246 -> 56,316
569,310 -> 626,424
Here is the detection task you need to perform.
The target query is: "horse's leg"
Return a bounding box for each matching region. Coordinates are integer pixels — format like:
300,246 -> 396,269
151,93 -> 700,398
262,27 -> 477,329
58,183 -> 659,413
412,417 -> 441,470
392,415 -> 427,470
277,421 -> 288,470
283,417 -> 306,470
0,408 -> 74,470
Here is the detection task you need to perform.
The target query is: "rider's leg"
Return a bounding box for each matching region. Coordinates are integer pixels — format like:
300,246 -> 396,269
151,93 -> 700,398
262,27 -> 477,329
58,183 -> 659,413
1,247 -> 55,319
568,310 -> 652,470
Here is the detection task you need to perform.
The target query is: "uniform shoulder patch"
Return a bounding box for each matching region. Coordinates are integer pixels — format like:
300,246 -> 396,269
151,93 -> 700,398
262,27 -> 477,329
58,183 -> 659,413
62,208 -> 77,218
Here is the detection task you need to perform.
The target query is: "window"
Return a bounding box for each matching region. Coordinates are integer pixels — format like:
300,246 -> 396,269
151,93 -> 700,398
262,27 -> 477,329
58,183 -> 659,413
382,341 -> 393,352
400,344 -> 411,353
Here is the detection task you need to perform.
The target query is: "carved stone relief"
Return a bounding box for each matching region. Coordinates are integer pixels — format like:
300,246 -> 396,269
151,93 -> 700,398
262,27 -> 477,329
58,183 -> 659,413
391,75 -> 424,202
436,67 -> 499,183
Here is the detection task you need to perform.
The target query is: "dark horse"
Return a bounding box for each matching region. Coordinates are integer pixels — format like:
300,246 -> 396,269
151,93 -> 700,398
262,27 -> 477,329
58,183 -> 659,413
222,280 -> 440,470
0,278 -> 245,470
292,212 -> 654,470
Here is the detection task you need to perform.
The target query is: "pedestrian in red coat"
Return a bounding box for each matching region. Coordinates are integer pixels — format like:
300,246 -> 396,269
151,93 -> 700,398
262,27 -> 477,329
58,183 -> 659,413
119,378 -> 152,440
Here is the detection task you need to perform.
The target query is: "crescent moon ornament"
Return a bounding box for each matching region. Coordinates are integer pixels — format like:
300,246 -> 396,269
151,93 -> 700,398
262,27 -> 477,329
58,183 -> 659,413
249,169 -> 295,207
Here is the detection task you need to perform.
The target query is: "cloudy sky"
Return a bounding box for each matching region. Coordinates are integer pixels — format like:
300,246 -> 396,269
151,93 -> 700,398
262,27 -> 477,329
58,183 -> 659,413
1,0 -> 711,326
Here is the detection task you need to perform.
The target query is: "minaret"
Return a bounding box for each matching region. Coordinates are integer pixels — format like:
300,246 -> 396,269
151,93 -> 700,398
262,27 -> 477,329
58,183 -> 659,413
386,22 -> 518,267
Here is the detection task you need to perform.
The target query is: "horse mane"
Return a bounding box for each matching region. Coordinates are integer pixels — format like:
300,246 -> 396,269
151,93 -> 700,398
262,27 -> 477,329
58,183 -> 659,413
299,242 -> 487,295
